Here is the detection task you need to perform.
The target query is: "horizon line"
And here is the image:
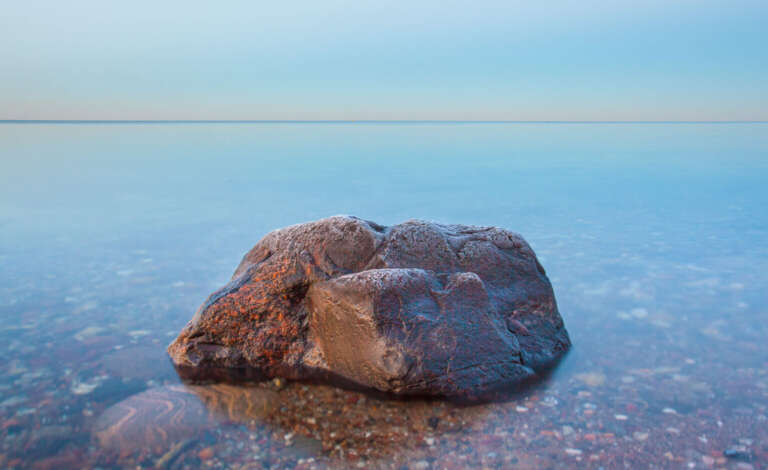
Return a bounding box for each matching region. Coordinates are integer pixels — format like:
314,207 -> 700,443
1,119 -> 767,124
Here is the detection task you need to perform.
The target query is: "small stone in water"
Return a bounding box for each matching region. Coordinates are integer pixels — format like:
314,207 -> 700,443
541,396 -> 558,407
71,380 -> 100,395
574,372 -> 606,387
411,460 -> 430,470
74,326 -> 106,341
723,446 -> 753,462
0,396 -> 27,407
631,308 -> 648,318
272,378 -> 286,390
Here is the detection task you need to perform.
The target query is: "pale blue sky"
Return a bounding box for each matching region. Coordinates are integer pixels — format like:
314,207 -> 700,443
1,0 -> 766,120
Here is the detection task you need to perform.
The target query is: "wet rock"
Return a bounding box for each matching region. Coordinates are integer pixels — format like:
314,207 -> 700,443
93,384 -> 281,456
197,447 -> 214,460
168,216 -> 570,398
93,386 -> 210,455
724,446 -> 753,462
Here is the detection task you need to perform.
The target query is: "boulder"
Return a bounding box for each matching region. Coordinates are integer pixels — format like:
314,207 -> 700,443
168,216 -> 570,398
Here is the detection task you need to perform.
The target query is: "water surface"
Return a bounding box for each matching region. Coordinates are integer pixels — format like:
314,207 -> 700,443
1,123 -> 767,469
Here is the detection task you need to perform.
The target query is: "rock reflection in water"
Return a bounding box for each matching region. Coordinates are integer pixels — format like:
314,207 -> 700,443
190,380 -> 499,468
92,377 -> 527,468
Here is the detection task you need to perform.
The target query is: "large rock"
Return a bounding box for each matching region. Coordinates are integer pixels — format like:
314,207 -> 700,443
168,216 -> 570,398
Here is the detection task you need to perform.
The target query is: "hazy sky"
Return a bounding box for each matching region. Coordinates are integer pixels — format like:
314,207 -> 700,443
2,0 -> 766,120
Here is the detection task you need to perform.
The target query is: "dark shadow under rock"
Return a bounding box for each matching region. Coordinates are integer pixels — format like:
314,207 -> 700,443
168,216 -> 571,399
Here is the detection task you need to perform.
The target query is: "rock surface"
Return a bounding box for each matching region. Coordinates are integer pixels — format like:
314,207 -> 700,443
93,386 -> 209,455
168,216 -> 570,398
93,385 -> 280,455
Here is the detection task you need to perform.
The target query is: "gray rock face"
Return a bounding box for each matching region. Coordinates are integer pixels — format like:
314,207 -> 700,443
168,216 -> 570,399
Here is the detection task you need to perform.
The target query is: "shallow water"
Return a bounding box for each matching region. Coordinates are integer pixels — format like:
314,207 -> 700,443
1,123 -> 767,469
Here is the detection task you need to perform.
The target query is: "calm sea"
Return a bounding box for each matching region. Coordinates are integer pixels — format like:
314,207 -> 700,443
1,123 -> 767,468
